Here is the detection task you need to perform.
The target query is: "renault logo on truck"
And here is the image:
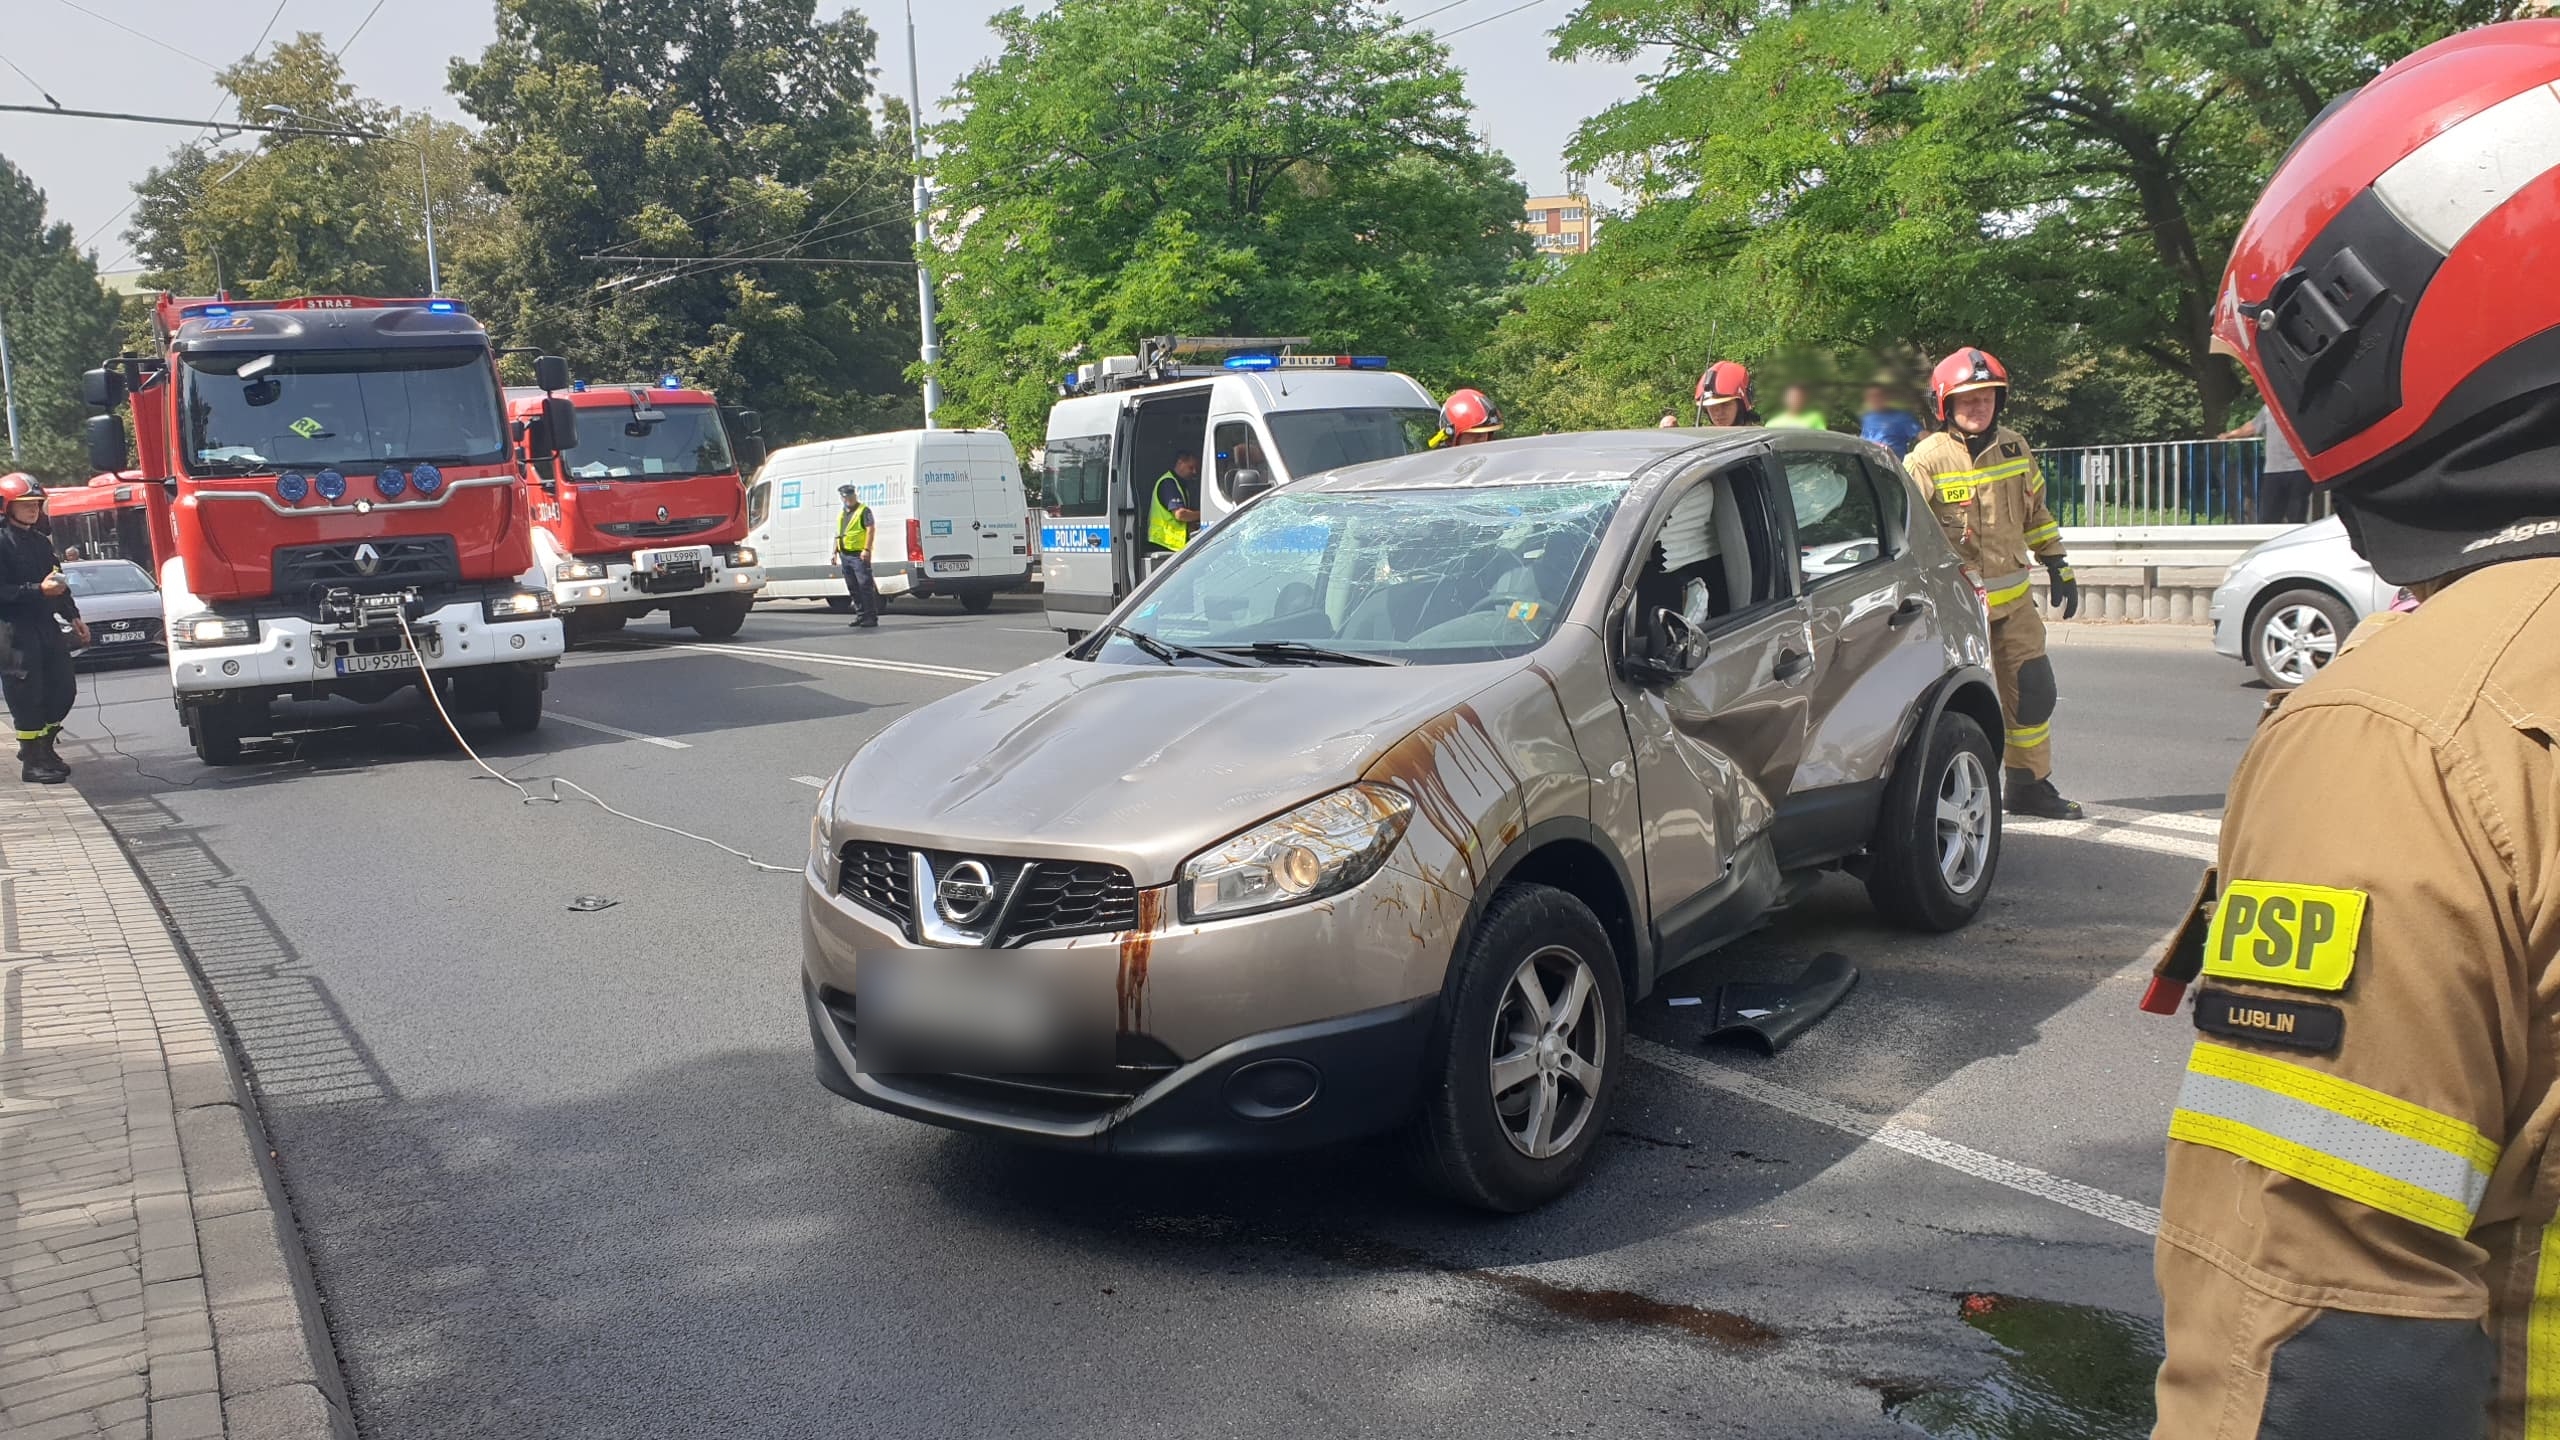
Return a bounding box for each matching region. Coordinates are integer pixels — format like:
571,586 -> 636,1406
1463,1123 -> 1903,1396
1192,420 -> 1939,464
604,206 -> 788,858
353,543 -> 381,577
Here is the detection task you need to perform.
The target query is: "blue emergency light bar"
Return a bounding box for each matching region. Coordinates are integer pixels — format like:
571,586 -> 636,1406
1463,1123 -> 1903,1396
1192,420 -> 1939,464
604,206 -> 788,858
660,373 -> 682,389
1227,353 -> 1389,371
1224,354 -> 1280,371
427,300 -> 459,313
199,305 -> 231,318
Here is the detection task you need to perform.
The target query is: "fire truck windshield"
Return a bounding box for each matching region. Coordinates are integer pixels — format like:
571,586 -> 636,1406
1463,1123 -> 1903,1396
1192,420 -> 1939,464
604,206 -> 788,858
181,346 -> 506,475
559,403 -> 735,481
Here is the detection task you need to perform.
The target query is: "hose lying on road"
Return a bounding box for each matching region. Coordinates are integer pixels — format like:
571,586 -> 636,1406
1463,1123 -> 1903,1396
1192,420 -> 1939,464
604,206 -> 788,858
396,611 -> 798,875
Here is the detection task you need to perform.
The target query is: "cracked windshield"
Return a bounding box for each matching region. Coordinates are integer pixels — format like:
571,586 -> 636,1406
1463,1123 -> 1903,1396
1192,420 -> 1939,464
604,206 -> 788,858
182,346 -> 506,473
563,401 -> 736,480
1114,482 -> 1623,665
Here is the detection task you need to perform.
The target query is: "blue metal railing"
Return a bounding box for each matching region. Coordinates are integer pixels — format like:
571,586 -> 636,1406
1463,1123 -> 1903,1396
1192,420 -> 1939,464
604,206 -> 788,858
2034,438 -> 2332,527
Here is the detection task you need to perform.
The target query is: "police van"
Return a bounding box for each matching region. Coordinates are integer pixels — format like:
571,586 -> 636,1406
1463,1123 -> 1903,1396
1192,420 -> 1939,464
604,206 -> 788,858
745,429 -> 1031,613
1037,337 -> 1439,639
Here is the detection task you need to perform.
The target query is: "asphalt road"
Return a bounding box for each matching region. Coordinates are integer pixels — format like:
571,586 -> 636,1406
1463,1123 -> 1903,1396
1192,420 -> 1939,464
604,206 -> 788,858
64,600 -> 2267,1440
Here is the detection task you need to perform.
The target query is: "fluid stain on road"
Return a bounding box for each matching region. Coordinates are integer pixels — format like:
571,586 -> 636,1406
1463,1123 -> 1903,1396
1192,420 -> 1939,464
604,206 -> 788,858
1301,1231 -> 1778,1348
1879,1292 -> 2160,1439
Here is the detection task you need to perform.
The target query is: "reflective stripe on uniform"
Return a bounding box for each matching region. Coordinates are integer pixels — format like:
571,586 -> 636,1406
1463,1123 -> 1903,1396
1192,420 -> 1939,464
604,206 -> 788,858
2530,1216 -> 2560,1438
1925,455 -> 2032,505
13,729 -> 38,742
2023,521 -> 2061,547
2167,1043 -> 2500,1237
2005,722 -> 2050,748
1983,571 -> 2034,607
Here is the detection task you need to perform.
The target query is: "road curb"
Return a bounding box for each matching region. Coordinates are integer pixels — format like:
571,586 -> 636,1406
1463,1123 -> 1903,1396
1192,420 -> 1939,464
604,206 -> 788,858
0,782 -> 354,1440
2044,620 -> 2211,650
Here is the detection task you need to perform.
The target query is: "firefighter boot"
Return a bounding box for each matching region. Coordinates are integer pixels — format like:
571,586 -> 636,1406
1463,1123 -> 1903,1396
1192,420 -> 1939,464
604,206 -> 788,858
38,734 -> 70,778
20,739 -> 65,786
2004,766 -> 2081,820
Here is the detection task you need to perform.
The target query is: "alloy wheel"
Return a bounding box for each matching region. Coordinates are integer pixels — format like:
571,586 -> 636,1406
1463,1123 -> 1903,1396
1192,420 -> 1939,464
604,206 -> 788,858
1489,945 -> 1606,1161
2260,603 -> 2339,686
1936,750 -> 1994,893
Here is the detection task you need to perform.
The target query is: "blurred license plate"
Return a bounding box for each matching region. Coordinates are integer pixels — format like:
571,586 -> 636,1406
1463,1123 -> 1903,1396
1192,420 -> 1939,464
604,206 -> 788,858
335,651 -> 419,676
857,957 -> 1108,1074
98,630 -> 148,644
931,558 -> 972,574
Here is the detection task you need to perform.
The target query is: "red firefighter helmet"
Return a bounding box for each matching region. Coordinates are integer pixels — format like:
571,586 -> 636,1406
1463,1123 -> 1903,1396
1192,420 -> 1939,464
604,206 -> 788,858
1439,388 -> 1504,442
0,473 -> 46,506
1927,348 -> 2010,424
2209,19 -> 2560,584
1695,360 -> 1754,409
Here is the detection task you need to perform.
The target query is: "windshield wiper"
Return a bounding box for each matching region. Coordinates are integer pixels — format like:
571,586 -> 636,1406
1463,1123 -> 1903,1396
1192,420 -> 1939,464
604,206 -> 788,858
1209,640 -> 1404,667
1101,624 -> 1264,667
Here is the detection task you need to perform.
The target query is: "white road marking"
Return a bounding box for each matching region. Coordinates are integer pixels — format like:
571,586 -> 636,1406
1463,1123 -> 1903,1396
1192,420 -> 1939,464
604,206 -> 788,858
2008,802 -> 2220,863
791,775 -> 830,790
597,638 -> 999,683
1630,1037 -> 2163,1236
549,714 -> 691,750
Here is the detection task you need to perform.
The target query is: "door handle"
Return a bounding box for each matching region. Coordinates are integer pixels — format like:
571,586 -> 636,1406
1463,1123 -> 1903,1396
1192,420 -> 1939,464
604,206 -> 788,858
1888,596 -> 1928,628
1774,647 -> 1813,682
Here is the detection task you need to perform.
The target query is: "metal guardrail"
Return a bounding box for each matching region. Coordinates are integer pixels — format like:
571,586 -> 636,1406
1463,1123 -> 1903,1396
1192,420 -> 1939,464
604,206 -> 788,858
2038,438 -> 2333,527
2058,524 -> 2292,571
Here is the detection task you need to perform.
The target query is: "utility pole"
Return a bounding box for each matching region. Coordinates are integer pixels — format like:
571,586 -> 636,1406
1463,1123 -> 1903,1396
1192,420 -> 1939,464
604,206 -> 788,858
906,0 -> 943,429
419,117 -> 441,293
0,308 -> 18,465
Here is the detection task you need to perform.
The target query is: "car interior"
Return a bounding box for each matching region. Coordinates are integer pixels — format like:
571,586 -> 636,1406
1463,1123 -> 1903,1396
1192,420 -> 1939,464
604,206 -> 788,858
1633,465 -> 1782,629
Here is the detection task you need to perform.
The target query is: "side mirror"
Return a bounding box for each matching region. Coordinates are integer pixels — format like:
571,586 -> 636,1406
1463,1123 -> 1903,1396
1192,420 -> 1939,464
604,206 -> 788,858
542,394 -> 579,455
737,436 -> 768,471
84,415 -> 127,473
80,367 -> 124,408
534,355 -> 572,393
1619,605 -> 1709,685
1228,470 -> 1273,502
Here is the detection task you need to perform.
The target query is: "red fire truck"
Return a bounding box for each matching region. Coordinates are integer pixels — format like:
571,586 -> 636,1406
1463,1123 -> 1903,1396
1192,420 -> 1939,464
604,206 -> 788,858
81,294 -> 571,764
505,379 -> 766,640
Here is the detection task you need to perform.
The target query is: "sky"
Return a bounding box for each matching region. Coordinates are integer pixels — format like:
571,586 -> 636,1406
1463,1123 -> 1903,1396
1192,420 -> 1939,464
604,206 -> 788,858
0,0 -> 1651,276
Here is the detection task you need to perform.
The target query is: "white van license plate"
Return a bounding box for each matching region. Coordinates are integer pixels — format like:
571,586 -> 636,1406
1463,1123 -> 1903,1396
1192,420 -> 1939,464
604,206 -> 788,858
336,651 -> 420,676
931,558 -> 972,574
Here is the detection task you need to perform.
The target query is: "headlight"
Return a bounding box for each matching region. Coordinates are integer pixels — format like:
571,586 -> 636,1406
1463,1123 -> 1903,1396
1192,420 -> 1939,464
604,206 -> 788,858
483,589 -> 555,622
555,560 -> 607,582
174,614 -> 253,648
731,545 -> 760,568
1180,783 -> 1413,922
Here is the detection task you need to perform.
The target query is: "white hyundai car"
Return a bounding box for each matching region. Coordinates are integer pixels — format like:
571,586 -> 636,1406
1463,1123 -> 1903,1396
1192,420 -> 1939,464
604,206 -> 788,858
2208,516 -> 2398,689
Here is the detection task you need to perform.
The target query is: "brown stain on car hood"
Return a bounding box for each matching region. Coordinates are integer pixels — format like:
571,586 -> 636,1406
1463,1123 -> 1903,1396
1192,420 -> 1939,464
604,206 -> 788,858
1360,702 -> 1522,889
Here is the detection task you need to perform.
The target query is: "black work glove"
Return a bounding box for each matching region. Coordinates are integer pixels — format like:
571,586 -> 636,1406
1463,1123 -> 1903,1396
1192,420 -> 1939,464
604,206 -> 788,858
2043,557 -> 2079,620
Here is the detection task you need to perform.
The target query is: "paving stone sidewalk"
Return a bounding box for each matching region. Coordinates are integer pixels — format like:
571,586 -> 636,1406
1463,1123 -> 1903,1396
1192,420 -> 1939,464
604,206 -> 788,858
0,782 -> 350,1440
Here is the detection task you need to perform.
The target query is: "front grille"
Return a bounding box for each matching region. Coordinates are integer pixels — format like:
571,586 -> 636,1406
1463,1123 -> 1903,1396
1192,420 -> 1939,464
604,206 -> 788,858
834,844 -> 1139,946
837,842 -> 914,930
273,536 -> 459,596
599,516 -> 722,540
816,986 -> 1178,1121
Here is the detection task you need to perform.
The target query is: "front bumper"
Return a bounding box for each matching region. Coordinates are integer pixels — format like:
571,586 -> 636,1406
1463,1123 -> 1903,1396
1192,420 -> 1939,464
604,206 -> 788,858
2209,574 -> 2250,661
550,554 -> 765,611
168,598 -> 565,695
798,846 -> 1462,1155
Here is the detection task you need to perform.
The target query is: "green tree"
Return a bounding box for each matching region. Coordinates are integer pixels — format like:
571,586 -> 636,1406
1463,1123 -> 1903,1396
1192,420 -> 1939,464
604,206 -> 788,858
928,0 -> 1530,436
126,36 -> 478,300
450,0 -> 920,442
0,157 -> 125,483
1489,0 -> 2508,441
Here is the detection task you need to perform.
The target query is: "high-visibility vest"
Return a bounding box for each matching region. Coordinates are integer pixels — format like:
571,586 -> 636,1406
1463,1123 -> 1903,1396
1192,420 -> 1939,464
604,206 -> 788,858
1148,472 -> 1193,551
838,503 -> 872,554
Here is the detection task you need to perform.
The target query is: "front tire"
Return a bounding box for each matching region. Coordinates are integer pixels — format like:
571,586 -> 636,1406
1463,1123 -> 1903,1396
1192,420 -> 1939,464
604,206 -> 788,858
494,667 -> 544,734
826,595 -> 854,614
690,595 -> 752,640
1865,709 -> 2000,932
187,698 -> 262,767
1409,884 -> 1624,1213
2250,587 -> 2353,690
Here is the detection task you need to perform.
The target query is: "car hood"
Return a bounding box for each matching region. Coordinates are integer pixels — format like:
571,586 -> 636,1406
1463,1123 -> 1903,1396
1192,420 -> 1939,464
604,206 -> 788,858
831,655 -> 1515,875
2237,514 -> 2348,565
71,592 -> 161,623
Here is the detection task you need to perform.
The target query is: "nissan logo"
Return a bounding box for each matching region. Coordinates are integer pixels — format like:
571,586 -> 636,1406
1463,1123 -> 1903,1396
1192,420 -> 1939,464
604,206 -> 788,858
353,543 -> 381,577
935,860 -> 997,926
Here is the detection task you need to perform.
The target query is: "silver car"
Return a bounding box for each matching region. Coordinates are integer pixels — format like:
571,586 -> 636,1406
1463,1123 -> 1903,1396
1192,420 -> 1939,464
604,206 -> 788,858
62,559 -> 165,663
802,431 -> 2005,1209
2208,516 -> 2397,689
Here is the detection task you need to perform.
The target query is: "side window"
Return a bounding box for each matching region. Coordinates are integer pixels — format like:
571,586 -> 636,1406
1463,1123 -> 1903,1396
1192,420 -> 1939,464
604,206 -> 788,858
1781,449 -> 1889,586
746,481 -> 772,529
1863,454 -> 1910,546
1039,436 -> 1110,517
1212,421 -> 1271,504
1632,463 -> 1787,630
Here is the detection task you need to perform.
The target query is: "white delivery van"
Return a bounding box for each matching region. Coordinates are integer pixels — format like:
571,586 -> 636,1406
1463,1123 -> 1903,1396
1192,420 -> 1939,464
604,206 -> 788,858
1037,338 -> 1440,638
744,429 -> 1032,613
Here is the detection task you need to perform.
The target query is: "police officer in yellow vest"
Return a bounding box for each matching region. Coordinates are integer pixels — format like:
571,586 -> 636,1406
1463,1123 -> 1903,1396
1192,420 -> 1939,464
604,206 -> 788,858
836,482 -> 880,630
1148,452 -> 1202,557
1905,347 -> 2083,820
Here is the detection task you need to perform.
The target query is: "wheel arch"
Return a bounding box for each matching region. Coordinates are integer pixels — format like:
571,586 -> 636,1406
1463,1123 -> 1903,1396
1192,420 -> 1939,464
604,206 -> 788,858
1884,664 -> 2003,793
1444,819 -> 1652,1003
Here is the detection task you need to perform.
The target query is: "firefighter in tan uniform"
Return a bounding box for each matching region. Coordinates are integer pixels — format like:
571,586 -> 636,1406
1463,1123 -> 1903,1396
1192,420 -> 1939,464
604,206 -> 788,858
2142,21 -> 2560,1436
1904,348 -> 2084,819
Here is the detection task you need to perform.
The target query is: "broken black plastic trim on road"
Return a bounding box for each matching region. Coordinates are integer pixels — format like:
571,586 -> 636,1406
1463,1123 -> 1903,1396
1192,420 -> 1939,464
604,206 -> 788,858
1878,1292 -> 2160,1439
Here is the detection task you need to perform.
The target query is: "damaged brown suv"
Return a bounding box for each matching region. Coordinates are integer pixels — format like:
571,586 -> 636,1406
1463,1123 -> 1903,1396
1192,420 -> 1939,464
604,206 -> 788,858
802,430 -> 2004,1209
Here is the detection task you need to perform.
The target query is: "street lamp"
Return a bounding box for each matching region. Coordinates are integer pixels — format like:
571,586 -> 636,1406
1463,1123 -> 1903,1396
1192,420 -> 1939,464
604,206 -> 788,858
262,105 -> 437,292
